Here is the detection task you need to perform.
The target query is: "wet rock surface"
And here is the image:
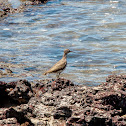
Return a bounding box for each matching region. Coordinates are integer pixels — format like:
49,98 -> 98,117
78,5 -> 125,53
0,0 -> 48,17
0,0 -> 23,17
0,75 -> 126,125
0,61 -> 38,80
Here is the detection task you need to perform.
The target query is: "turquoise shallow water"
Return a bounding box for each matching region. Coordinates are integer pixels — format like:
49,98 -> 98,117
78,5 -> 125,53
0,0 -> 126,85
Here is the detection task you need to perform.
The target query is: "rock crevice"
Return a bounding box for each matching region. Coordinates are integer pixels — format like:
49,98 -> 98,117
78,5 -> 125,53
0,75 -> 126,125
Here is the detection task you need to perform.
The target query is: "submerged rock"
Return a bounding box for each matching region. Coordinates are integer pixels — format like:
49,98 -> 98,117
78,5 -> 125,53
0,75 -> 126,125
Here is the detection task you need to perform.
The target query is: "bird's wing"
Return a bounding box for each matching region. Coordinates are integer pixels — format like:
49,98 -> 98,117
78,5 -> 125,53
46,59 -> 67,73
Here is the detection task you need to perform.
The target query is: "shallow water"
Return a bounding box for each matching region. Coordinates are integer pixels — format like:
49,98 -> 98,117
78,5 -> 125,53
0,0 -> 126,86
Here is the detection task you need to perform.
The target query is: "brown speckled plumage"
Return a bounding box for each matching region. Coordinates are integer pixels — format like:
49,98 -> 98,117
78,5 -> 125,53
44,49 -> 72,78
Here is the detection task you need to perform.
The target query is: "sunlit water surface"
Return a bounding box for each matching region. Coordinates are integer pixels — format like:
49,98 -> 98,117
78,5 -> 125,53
0,0 -> 126,86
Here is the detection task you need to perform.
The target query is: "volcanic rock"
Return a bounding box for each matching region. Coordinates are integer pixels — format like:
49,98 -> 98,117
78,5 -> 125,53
0,75 -> 126,125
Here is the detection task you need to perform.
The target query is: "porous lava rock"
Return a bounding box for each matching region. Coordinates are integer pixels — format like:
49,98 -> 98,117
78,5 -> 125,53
0,75 -> 126,125
8,80 -> 33,104
0,0 -> 48,18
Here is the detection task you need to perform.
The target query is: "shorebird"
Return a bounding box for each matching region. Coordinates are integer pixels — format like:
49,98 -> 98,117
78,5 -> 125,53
43,49 -> 72,78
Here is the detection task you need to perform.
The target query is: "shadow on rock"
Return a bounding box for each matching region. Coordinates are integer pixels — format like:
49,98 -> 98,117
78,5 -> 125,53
0,76 -> 126,125
0,79 -> 33,108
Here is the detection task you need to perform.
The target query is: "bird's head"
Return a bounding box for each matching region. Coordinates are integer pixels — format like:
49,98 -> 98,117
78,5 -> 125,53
64,49 -> 72,55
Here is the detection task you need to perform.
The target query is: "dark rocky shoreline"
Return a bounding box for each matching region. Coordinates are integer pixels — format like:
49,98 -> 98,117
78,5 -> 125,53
0,75 -> 126,125
0,0 -> 48,17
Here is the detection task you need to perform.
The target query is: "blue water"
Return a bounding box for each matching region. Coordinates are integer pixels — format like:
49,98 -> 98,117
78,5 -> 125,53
0,0 -> 126,85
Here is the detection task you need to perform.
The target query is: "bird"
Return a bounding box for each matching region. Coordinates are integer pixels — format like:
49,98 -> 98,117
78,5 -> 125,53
43,49 -> 72,78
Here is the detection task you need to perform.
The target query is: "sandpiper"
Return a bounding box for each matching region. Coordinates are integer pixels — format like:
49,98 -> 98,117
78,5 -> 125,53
43,49 -> 72,78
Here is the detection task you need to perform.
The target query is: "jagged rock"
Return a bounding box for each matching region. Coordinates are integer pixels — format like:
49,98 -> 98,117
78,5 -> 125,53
0,79 -> 33,108
0,107 -> 33,125
8,80 -> 33,104
0,75 -> 126,125
0,117 -> 20,126
53,106 -> 72,119
0,0 -> 48,18
29,0 -> 48,4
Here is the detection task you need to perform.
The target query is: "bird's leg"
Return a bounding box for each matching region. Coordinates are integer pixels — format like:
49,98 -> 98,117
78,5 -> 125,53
56,73 -> 60,78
